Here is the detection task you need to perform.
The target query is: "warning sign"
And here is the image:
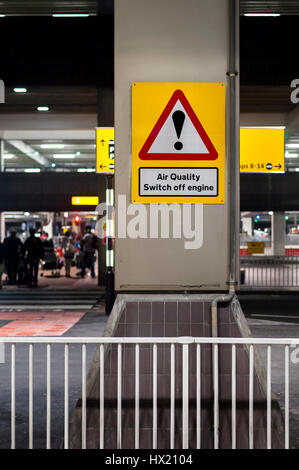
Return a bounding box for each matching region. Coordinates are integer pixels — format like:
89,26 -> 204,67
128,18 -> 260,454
139,168 -> 218,197
132,82 -> 225,204
247,242 -> 265,255
139,90 -> 218,161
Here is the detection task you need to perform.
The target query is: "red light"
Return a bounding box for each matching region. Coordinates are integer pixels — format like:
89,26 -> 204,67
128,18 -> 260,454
74,216 -> 80,223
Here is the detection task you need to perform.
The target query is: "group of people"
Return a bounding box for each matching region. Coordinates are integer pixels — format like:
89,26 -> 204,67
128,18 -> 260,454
62,225 -> 99,279
0,228 -> 44,289
0,225 -> 99,289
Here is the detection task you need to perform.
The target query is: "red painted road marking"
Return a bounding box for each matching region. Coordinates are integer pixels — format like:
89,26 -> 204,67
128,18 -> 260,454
0,312 -> 85,336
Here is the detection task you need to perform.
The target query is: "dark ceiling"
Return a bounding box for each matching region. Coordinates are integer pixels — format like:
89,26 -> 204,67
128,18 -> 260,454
0,15 -> 298,88
0,16 -> 113,87
0,1 -> 298,16
0,10 -> 298,114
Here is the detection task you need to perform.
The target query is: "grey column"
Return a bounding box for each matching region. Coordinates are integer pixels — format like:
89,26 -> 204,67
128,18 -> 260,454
272,212 -> 285,256
115,0 -> 236,291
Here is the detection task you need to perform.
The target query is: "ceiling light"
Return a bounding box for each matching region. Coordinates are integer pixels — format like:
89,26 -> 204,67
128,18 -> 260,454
24,168 -> 41,173
3,154 -> 16,159
285,152 -> 299,158
53,154 -> 75,159
40,144 -> 65,149
244,13 -> 280,17
13,87 -> 27,93
75,151 -> 81,155
0,15 -> 6,18
286,144 -> 299,149
52,14 -> 89,17
24,212 -> 30,216
37,106 -> 49,112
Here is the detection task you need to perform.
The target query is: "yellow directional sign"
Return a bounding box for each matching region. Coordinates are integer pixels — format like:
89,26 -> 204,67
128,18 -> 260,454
72,196 -> 99,206
247,241 -> 265,255
131,82 -> 226,204
240,127 -> 285,173
96,127 -> 115,174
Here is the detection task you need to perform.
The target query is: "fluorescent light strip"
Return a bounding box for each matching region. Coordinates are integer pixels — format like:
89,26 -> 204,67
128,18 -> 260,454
24,168 -> 41,173
244,14 -> 280,17
285,152 -> 299,158
37,106 -> 49,111
286,144 -> 299,149
77,168 -> 95,172
40,144 -> 65,149
240,126 -> 286,129
3,154 -> 16,159
13,88 -> 27,93
52,14 -> 89,17
53,154 -> 75,159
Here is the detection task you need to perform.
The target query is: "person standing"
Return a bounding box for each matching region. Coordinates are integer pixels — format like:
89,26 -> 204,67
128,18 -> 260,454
3,230 -> 23,285
62,231 -> 75,277
80,225 -> 98,278
23,228 -> 45,287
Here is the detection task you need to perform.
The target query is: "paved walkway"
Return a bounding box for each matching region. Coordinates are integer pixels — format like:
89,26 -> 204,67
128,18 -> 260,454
2,266 -> 102,291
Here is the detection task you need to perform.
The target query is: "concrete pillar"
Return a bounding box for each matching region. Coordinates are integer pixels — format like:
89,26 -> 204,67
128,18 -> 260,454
42,212 -> 54,240
114,0 -> 238,291
272,212 -> 285,256
242,217 -> 253,237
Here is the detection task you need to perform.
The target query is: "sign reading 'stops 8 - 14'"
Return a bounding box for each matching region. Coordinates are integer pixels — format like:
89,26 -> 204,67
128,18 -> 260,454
131,82 -> 226,204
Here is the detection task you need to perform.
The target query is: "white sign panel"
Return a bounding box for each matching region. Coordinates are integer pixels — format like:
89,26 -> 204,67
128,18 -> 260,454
139,167 -> 218,197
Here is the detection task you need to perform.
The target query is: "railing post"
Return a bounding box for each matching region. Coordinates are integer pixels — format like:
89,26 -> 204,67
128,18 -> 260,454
64,344 -> 69,449
152,344 -> 157,449
285,345 -> 290,449
267,345 -> 272,449
29,344 -> 33,449
231,344 -> 236,449
46,344 -> 51,450
213,343 -> 219,449
11,344 -> 16,450
170,343 -> 175,449
182,343 -> 189,449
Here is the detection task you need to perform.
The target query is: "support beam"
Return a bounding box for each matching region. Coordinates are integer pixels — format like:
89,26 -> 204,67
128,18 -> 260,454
7,140 -> 49,167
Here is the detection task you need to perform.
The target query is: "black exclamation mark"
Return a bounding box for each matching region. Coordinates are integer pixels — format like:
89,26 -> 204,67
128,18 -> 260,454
172,110 -> 185,151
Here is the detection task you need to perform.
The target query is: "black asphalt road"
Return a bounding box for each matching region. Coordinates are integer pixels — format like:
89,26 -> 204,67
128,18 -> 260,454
239,293 -> 299,324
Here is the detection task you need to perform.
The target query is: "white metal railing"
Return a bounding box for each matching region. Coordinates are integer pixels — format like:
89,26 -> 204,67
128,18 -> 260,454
0,336 -> 297,449
241,255 -> 299,288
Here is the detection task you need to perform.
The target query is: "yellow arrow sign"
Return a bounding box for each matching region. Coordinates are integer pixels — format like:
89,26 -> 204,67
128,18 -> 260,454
96,127 -> 115,174
240,127 -> 285,173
